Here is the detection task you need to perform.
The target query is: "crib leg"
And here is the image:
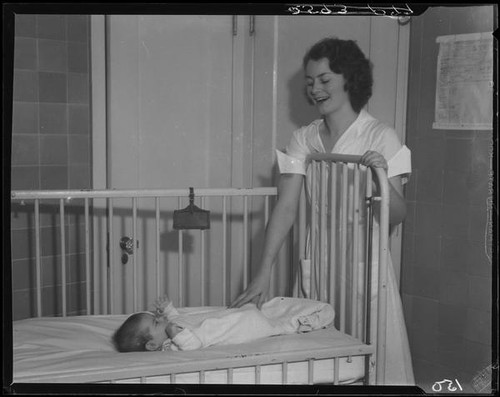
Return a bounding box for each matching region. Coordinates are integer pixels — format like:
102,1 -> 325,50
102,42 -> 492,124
365,354 -> 375,385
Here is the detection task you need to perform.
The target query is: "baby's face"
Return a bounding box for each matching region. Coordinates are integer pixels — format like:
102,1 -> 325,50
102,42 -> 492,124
143,313 -> 169,350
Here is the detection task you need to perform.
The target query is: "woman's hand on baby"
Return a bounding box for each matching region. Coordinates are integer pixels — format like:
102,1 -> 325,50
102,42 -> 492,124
360,150 -> 388,170
229,267 -> 271,309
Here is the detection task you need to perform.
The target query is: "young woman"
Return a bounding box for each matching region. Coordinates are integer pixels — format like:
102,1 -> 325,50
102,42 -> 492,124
230,37 -> 414,385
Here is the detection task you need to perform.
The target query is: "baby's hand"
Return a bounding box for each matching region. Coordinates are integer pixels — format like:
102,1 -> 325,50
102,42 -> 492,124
161,339 -> 172,351
166,321 -> 183,338
154,295 -> 172,315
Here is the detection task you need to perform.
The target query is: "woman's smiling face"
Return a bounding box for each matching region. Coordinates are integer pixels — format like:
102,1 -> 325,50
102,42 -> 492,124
305,58 -> 352,116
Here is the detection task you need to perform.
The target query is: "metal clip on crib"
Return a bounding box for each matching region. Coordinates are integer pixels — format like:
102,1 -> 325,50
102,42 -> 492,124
173,187 -> 210,230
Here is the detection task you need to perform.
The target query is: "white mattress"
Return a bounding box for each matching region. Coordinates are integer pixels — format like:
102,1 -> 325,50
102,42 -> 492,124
13,307 -> 370,384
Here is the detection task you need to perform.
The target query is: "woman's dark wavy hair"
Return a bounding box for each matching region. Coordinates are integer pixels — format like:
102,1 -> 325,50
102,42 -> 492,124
303,37 -> 373,113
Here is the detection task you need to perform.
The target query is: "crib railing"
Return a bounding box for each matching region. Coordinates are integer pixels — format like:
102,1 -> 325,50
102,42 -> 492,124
305,153 -> 389,385
10,188 -> 279,317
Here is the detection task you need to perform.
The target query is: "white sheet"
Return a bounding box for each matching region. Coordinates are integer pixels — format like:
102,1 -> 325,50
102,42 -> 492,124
13,307 -> 369,384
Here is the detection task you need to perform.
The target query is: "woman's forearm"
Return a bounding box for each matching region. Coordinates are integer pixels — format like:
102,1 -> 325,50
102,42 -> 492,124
229,174 -> 304,308
259,199 -> 299,271
258,174 -> 304,273
388,180 -> 407,226
372,175 -> 407,227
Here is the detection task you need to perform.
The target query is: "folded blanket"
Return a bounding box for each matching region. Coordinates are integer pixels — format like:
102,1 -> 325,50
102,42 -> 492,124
168,297 -> 335,351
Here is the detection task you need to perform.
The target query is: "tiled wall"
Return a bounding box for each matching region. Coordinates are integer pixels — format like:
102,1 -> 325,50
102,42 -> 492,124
11,15 -> 91,319
401,6 -> 494,393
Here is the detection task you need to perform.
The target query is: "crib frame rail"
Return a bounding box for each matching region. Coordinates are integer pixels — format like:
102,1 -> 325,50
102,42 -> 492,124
16,342 -> 373,384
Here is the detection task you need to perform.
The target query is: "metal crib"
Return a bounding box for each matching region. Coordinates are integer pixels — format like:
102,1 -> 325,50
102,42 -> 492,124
10,154 -> 389,385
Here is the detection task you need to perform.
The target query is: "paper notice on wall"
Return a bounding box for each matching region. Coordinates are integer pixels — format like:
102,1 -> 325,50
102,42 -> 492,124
433,32 -> 493,130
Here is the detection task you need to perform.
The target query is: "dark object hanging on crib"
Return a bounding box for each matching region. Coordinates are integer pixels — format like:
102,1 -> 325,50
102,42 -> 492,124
173,187 -> 210,230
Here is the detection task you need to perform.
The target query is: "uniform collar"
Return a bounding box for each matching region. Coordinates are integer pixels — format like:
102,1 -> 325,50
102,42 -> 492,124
315,109 -> 371,152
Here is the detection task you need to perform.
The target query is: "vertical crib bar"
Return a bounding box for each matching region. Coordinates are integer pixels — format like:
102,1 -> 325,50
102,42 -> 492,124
132,197 -> 138,311
319,161 -> 327,302
364,171 -> 373,344
108,198 -> 113,314
177,197 -> 183,307
351,165 -> 360,337
199,370 -> 205,384
59,199 -> 67,316
297,187 -> 306,298
222,196 -> 227,306
264,195 -> 269,225
85,198 -> 91,314
255,365 -> 261,384
34,199 -> 42,317
310,162 -> 317,299
340,164 -> 348,332
200,197 -> 206,306
298,187 -> 306,255
265,195 -> 276,295
155,197 -> 160,298
92,198 -> 99,315
364,355 -> 372,385
243,196 -> 248,290
227,368 -> 234,384
375,167 -> 390,385
333,357 -> 340,385
282,361 -> 288,384
308,359 -> 314,384
329,163 -> 337,306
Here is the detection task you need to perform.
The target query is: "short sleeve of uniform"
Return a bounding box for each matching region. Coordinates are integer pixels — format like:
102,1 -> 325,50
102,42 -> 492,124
388,145 -> 411,184
376,127 -> 412,184
276,128 -> 309,175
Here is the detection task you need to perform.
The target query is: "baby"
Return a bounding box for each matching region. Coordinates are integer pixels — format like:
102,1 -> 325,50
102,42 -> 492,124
112,296 -> 335,352
112,296 -> 185,352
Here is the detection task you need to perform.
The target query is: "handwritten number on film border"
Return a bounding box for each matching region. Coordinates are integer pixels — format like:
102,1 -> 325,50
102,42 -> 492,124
287,4 -> 414,16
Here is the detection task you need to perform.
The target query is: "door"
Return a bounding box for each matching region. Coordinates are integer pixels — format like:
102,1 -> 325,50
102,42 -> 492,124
107,15 -> 235,190
93,15 -> 251,313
